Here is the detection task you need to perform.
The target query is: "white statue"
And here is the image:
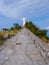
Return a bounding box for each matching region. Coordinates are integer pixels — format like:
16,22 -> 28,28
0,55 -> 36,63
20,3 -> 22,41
21,18 -> 26,26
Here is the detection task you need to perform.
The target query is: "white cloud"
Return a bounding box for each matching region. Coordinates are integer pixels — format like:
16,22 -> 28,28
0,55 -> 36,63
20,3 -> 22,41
0,0 -> 49,18
45,27 -> 49,30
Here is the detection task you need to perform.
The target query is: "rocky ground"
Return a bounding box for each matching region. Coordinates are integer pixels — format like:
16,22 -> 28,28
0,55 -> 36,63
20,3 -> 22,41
0,28 -> 48,65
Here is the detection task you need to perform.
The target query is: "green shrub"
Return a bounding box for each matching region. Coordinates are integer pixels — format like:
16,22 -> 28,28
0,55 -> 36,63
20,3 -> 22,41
25,21 -> 48,42
0,33 -> 5,45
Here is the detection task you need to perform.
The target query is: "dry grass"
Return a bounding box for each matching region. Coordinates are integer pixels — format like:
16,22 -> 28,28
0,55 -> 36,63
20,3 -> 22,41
0,29 -> 18,45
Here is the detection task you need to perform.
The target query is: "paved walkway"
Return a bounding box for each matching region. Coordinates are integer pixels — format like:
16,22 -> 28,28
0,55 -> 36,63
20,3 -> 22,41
0,28 -> 47,65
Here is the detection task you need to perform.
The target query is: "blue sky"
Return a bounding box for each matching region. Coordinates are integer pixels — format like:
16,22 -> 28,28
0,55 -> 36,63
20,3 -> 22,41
0,0 -> 49,30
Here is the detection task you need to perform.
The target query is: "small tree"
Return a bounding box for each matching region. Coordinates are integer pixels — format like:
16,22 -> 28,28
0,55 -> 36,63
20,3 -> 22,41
2,28 -> 9,31
13,23 -> 21,30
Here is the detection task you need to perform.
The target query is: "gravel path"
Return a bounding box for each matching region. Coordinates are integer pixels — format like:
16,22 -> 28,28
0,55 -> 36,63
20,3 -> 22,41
0,28 -> 47,65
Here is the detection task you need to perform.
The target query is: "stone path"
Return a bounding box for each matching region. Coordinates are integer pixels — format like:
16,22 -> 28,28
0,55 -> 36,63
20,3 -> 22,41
0,28 -> 47,65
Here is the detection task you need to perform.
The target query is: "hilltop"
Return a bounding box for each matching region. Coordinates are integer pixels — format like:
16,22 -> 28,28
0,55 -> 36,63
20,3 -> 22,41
0,21 -> 49,45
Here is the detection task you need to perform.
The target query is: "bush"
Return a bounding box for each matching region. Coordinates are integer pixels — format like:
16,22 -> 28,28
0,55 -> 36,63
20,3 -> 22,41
13,23 -> 21,31
25,22 -> 39,33
25,21 -> 48,42
0,33 -> 5,45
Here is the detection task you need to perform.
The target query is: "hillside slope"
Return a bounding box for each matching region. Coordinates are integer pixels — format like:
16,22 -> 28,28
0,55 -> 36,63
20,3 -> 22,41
0,28 -> 49,65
